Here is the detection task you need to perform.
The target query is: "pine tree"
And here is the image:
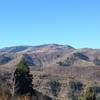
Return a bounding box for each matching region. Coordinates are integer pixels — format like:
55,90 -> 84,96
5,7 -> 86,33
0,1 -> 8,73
14,58 -> 34,96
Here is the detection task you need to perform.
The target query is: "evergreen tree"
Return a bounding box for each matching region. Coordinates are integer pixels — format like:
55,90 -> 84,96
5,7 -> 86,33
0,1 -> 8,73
14,58 -> 34,96
84,87 -> 96,100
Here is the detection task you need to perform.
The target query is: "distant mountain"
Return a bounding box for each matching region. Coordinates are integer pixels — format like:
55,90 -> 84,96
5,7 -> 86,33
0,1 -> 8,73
0,44 -> 74,53
0,44 -> 100,72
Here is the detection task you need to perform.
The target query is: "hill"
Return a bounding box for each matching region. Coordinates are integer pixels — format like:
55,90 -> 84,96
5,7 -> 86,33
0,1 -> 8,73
0,44 -> 100,100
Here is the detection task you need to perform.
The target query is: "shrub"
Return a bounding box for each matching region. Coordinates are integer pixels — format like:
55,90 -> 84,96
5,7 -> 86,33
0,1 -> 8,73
93,58 -> 100,65
50,80 -> 61,97
69,81 -> 83,92
84,87 -> 96,100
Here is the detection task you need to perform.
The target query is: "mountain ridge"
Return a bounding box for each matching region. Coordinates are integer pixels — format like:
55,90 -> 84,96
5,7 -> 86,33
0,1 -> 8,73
0,44 -> 100,72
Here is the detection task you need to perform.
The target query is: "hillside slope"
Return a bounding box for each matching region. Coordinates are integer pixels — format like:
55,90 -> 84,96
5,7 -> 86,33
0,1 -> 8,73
0,44 -> 100,100
0,44 -> 100,71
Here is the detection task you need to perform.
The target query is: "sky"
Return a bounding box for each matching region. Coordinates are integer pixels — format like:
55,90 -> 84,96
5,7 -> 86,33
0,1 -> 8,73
0,0 -> 100,48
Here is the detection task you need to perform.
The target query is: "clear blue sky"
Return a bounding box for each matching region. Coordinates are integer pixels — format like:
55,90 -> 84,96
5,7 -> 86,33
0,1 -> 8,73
0,0 -> 100,48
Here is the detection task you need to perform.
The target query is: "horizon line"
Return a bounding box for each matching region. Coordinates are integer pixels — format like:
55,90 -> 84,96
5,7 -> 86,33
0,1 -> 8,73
0,43 -> 100,50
